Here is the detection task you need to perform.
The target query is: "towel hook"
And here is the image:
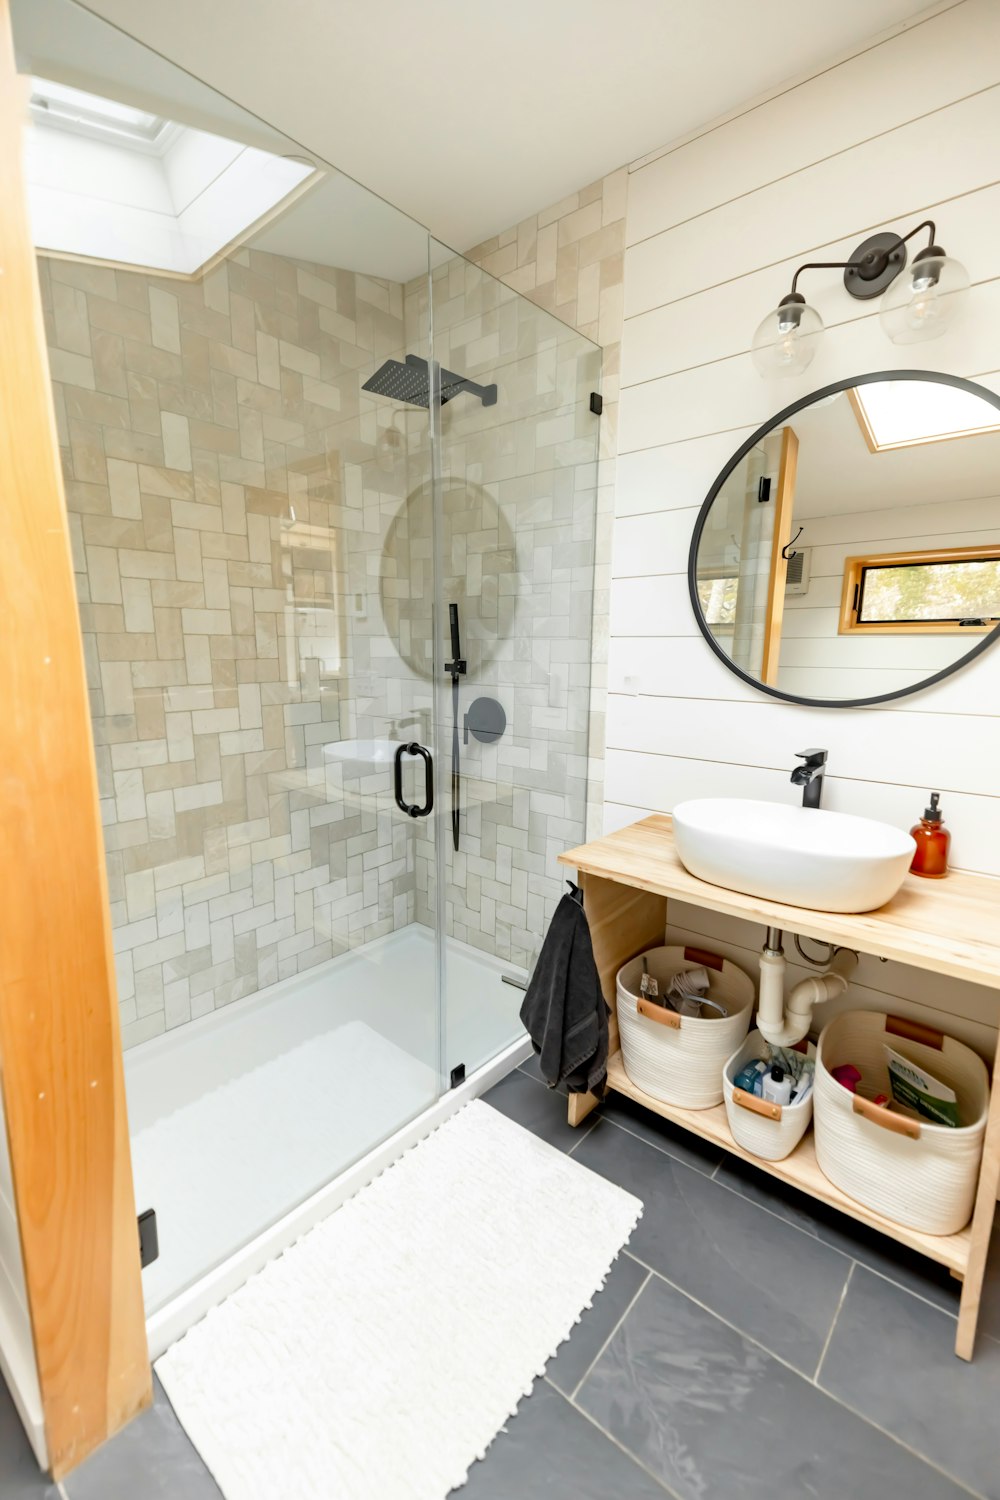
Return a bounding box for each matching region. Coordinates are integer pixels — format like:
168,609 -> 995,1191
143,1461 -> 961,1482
782,526 -> 804,560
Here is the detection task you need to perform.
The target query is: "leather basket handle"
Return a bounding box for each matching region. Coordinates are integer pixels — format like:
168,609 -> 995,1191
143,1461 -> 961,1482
732,1088 -> 782,1121
852,1093 -> 921,1139
886,1014 -> 944,1051
683,945 -> 725,973
637,997 -> 681,1029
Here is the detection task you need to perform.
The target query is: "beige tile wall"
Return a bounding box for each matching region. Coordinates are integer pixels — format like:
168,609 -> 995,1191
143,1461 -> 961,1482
43,230 -> 604,1040
464,168 -> 627,838
40,247 -> 426,1047
403,252 -> 603,970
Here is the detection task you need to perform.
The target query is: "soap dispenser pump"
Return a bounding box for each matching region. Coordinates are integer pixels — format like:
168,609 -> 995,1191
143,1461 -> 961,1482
910,792 -> 950,879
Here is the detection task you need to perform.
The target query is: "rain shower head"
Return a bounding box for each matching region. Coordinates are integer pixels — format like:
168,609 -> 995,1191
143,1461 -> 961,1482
362,354 -> 497,409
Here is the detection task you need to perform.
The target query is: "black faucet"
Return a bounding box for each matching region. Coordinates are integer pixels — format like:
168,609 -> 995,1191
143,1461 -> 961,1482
791,748 -> 828,809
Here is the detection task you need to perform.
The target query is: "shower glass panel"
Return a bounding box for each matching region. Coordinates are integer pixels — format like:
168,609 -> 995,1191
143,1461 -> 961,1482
14,0 -> 451,1314
13,0 -> 600,1318
424,247 -> 603,1077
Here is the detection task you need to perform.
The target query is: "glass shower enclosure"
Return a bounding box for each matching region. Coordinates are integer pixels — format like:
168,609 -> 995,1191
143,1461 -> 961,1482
14,0 -> 601,1328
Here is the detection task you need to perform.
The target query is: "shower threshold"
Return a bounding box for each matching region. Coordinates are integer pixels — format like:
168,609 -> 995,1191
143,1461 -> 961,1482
126,926 -> 530,1357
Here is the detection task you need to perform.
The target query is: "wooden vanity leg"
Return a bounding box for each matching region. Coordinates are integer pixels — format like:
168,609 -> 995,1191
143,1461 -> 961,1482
564,872 -> 667,1128
567,1092 -> 601,1128
955,1029 -> 1000,1359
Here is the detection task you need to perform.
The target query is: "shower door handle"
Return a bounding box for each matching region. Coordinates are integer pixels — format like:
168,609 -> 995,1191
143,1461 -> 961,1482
394,742 -> 434,818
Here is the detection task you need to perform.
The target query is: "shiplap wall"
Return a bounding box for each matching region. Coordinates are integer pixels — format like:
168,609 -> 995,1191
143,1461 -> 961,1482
611,0 -> 1000,1053
778,495 -> 999,699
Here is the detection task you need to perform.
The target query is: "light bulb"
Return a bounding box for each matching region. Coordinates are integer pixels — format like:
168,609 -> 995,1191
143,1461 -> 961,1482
752,294 -> 824,377
880,249 -> 970,345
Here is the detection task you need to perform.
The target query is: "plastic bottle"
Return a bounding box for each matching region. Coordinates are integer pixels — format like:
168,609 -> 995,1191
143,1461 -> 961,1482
734,1060 -> 766,1093
761,1064 -> 793,1106
910,792 -> 950,879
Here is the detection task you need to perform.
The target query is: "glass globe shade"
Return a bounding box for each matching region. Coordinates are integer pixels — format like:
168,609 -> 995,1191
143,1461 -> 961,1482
879,253 -> 970,344
751,301 -> 824,377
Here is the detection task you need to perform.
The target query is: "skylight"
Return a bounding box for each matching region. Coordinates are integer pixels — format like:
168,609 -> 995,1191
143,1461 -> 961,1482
30,77 -> 172,153
850,381 -> 1000,451
25,76 -> 318,277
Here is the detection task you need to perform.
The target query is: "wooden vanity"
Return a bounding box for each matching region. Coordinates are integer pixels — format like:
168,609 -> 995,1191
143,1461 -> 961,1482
559,814 -> 1000,1359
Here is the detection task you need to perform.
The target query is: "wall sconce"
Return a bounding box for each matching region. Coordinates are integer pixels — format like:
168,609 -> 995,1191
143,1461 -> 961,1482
751,220 -> 970,377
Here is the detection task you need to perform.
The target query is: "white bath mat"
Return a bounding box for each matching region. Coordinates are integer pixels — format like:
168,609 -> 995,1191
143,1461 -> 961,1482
156,1099 -> 641,1500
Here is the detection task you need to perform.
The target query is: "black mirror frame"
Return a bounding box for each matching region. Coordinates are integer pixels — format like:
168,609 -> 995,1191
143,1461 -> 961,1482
687,368 -> 1000,709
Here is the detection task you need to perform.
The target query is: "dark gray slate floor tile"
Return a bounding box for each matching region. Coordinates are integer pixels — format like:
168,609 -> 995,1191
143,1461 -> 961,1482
578,1276 -> 970,1500
483,1069 -> 587,1152
573,1120 -> 849,1374
819,1265 -> 1000,1499
459,1377 -> 669,1499
714,1154 -> 962,1314
63,1376 -> 221,1500
0,1374 -> 59,1500
517,1051 -> 565,1092
599,1096 -> 724,1176
546,1252 -> 650,1396
979,1220 -> 1000,1343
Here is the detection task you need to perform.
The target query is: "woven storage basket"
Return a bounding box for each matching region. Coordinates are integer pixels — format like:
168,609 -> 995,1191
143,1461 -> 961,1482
814,1011 -> 989,1236
617,945 -> 753,1110
723,1032 -> 816,1162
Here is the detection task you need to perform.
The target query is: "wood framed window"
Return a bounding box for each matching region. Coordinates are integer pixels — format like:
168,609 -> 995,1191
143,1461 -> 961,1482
839,545 -> 1000,635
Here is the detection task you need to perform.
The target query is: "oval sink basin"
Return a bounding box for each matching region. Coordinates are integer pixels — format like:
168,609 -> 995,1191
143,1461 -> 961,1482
672,798 -> 917,914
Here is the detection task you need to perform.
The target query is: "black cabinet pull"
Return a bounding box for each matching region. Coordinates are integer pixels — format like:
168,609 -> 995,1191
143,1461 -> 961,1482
394,742 -> 434,818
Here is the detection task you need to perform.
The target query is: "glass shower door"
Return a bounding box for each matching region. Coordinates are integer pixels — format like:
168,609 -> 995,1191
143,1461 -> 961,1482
14,0 -> 452,1314
427,244 -> 603,1078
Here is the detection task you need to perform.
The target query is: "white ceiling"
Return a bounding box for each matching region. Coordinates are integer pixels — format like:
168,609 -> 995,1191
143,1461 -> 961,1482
76,0 -> 934,252
792,387 -> 1000,519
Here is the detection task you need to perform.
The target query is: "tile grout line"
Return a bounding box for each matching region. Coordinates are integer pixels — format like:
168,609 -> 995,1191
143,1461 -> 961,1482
599,1113 -> 970,1318
809,1381 -> 989,1500
813,1259 -> 854,1386
543,1377 -> 686,1500
623,1256 -> 988,1500
595,1112 -> 721,1177
566,1116 -> 602,1155
567,1269 -> 653,1401
509,1070 -> 990,1333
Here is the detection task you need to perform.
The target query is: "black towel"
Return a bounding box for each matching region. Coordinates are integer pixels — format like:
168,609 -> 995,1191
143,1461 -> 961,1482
519,882 -> 609,1097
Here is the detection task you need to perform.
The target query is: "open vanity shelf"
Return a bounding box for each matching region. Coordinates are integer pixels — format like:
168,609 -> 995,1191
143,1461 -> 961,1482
558,815 -> 1000,1358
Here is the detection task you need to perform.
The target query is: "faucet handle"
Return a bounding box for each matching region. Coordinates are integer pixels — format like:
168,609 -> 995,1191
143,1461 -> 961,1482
795,747 -> 828,765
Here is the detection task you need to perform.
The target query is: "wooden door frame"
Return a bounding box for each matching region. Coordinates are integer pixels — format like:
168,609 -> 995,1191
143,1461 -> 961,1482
0,1 -> 151,1476
760,424 -> 799,687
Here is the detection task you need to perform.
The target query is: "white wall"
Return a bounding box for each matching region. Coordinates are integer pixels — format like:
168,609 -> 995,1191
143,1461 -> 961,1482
612,0 -> 1000,1051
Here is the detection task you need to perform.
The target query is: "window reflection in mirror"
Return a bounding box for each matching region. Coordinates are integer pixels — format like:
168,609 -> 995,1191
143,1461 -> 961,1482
691,374 -> 1000,706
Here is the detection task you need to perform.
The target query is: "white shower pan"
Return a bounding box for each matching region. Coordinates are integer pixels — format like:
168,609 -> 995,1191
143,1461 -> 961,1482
125,925 -> 529,1356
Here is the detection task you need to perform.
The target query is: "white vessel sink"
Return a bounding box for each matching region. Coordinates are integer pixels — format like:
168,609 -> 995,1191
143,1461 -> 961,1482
672,798 -> 917,914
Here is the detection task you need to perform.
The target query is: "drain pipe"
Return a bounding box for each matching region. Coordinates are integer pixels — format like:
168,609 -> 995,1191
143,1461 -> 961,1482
757,927 -> 858,1047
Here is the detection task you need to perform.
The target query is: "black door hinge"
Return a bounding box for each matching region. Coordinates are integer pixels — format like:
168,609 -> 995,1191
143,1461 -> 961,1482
138,1208 -> 159,1268
589,392 -> 603,416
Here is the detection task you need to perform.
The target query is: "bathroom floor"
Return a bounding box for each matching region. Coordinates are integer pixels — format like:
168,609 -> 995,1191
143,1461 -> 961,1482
5,1055 -> 1000,1500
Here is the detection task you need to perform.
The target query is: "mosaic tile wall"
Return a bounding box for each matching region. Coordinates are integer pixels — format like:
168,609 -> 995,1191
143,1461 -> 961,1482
463,168 -> 627,841
40,248 -> 429,1048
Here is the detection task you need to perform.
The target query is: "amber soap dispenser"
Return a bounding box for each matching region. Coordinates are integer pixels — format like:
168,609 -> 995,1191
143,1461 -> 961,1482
910,792 -> 950,879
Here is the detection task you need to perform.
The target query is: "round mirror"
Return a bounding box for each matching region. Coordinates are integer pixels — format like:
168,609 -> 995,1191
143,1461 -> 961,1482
689,371 -> 1000,707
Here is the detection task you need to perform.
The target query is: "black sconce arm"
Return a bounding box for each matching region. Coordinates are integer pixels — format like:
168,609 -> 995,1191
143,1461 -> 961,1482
787,220 -> 939,301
